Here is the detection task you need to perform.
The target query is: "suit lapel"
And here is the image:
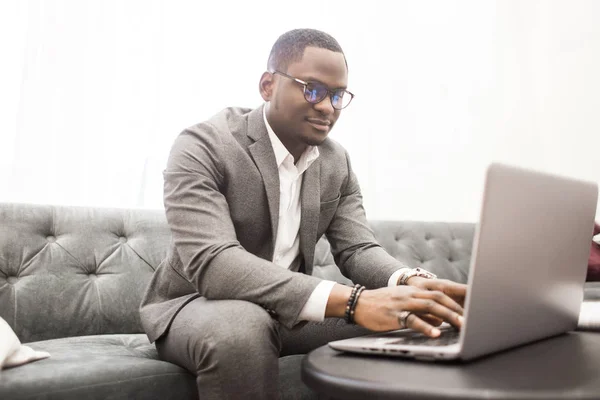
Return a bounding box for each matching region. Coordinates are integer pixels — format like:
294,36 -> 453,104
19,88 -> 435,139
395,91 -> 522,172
247,106 -> 280,253
300,159 -> 320,275
246,104 -> 322,272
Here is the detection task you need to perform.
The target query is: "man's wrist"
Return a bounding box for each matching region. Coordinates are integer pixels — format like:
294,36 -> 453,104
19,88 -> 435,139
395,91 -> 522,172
397,267 -> 437,285
393,268 -> 411,286
325,284 -> 354,318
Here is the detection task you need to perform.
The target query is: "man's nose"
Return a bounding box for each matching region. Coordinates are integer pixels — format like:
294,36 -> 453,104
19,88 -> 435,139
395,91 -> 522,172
313,96 -> 335,115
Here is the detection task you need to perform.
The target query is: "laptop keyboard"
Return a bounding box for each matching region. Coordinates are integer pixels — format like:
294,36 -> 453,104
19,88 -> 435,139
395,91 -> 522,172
387,328 -> 460,347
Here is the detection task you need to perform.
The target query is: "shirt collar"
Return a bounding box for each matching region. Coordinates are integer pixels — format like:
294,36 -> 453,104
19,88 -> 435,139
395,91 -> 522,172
263,105 -> 319,172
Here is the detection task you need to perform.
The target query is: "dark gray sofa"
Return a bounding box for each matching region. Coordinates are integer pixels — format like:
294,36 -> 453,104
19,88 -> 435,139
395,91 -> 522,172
0,202 -> 596,399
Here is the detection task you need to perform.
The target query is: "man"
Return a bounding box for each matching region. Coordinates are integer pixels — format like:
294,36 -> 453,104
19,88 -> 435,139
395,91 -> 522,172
140,28 -> 466,399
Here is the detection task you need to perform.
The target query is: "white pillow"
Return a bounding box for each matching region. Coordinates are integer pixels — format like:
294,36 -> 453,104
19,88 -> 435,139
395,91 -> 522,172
0,317 -> 50,370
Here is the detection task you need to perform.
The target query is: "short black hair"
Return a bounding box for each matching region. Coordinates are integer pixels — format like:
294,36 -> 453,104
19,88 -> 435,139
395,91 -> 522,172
267,28 -> 347,72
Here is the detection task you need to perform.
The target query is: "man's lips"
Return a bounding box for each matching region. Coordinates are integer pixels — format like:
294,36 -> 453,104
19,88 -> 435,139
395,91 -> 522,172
306,118 -> 331,132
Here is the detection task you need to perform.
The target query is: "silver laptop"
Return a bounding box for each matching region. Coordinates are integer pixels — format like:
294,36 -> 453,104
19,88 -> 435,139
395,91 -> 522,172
329,163 -> 598,361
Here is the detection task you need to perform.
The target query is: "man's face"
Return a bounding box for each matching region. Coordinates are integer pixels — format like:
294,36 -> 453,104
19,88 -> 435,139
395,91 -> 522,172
261,47 -> 348,158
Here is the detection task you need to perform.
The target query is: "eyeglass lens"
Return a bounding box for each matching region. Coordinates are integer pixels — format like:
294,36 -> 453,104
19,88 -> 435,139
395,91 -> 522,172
304,83 -> 351,110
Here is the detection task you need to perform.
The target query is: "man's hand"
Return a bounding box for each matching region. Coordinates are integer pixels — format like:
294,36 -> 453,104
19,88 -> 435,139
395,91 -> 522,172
406,277 -> 467,307
352,285 -> 465,337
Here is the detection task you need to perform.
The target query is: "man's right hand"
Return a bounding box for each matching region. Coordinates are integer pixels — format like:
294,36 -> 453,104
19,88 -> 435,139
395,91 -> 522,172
354,285 -> 464,336
326,284 -> 464,337
333,284 -> 464,337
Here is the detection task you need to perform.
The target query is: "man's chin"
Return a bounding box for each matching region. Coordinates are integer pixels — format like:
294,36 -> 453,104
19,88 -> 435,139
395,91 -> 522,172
305,135 -> 328,147
303,128 -> 331,146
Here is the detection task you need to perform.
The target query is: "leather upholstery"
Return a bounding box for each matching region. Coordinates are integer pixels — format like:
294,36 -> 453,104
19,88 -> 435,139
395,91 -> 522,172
0,202 -> 475,399
0,203 -> 170,343
1,202 -> 597,400
0,333 -> 311,400
1,203 -> 475,343
312,220 -> 475,285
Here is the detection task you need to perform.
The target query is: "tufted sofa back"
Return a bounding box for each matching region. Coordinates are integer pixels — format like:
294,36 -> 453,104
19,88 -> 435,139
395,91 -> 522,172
0,203 -> 476,343
313,220 -> 476,285
0,203 -> 170,343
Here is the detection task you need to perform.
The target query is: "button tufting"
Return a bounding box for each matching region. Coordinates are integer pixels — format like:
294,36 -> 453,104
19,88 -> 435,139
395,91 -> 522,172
7,276 -> 18,284
47,236 -> 56,243
119,237 -> 127,244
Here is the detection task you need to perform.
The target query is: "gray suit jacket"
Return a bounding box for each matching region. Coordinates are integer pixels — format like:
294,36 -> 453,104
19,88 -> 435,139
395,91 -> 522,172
140,105 -> 404,343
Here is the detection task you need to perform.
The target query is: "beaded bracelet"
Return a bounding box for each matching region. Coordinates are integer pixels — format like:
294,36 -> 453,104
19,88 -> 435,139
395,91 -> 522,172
348,285 -> 366,324
344,284 -> 361,323
345,284 -> 366,324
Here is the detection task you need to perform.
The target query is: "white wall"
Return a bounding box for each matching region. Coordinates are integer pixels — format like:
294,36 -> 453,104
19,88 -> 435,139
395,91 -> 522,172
347,0 -> 600,222
1,0 -> 599,222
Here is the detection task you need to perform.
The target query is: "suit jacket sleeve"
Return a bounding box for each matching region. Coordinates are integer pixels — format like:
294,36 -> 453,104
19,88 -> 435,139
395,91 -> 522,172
325,150 -> 407,288
163,123 -> 322,329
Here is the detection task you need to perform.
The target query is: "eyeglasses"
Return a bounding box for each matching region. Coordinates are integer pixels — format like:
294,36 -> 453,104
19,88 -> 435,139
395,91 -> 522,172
272,70 -> 354,110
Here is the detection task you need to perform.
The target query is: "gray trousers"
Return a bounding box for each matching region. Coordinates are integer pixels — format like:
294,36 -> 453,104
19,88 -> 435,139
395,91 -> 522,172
155,297 -> 370,400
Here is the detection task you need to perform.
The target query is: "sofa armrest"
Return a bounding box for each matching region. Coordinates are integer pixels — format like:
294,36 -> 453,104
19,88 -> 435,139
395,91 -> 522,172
584,282 -> 600,301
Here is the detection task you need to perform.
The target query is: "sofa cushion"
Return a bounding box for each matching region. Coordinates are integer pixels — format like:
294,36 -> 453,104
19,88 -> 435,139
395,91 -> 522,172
0,334 -> 316,400
0,334 -> 195,400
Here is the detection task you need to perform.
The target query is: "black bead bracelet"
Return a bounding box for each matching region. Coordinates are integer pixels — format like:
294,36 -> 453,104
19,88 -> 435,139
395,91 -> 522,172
345,284 -> 366,324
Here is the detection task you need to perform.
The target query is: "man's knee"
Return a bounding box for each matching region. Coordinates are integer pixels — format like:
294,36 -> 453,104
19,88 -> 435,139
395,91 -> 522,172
205,300 -> 280,351
171,299 -> 281,371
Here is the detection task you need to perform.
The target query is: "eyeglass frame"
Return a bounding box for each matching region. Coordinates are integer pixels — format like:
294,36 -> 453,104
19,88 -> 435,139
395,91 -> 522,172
271,70 -> 355,110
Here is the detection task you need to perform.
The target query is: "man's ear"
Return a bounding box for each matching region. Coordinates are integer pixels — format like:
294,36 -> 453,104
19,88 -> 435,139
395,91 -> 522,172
259,71 -> 275,101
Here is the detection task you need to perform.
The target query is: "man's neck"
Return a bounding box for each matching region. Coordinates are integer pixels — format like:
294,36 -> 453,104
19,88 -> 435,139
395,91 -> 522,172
263,104 -> 307,164
279,140 -> 306,165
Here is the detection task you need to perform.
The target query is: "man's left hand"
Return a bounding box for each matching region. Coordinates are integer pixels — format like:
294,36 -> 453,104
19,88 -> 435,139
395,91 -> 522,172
406,277 -> 467,307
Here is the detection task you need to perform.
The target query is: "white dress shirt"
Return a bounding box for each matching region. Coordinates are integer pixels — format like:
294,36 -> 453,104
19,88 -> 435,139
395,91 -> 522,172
263,106 -> 403,321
